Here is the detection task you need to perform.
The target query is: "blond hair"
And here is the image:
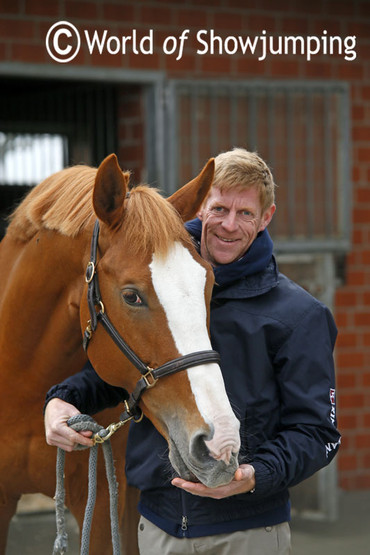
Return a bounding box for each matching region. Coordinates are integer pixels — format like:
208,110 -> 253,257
212,148 -> 276,212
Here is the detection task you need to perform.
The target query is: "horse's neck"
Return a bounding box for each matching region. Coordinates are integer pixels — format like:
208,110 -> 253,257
0,231 -> 88,389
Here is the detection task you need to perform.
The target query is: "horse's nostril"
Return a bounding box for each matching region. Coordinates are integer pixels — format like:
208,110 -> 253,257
190,428 -> 214,460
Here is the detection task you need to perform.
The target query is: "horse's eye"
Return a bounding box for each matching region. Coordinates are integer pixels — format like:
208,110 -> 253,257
122,290 -> 144,306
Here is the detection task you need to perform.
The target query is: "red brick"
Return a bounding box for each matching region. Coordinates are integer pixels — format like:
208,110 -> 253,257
89,50 -> 126,68
65,1 -> 98,20
127,51 -> 161,70
352,104 -> 365,121
236,56 -> 266,76
359,86 -> 370,101
363,334 -> 370,346
310,20 -> 342,35
337,349 -> 365,368
304,60 -> 333,79
334,311 -> 349,327
361,251 -> 370,265
363,454 -> 370,468
0,0 -> 21,14
212,12 -> 245,31
338,453 -> 358,471
175,8 -> 209,28
256,0 -> 294,11
336,62 -> 364,81
353,126 -> 370,142
280,17 -> 309,35
337,372 -> 357,388
357,148 -> 370,164
339,392 -> 365,409
139,5 -> 174,25
11,42 -> 47,63
25,0 -> 59,16
347,474 -> 370,490
354,312 -> 370,327
346,271 -> 366,286
359,1 -> 370,17
337,414 -> 358,430
336,332 -> 358,349
269,59 -> 300,78
102,3 -> 136,23
356,187 -> 370,203
165,53 -> 197,74
335,291 -> 357,307
244,14 -> 276,32
325,0 -> 356,16
199,54 -> 232,74
0,18 -> 35,40
355,434 -> 370,449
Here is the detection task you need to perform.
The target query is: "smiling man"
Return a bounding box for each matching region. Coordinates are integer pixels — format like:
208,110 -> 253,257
44,148 -> 340,555
198,185 -> 275,267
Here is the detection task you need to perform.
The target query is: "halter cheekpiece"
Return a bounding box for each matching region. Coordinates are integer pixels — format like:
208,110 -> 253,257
83,219 -> 221,423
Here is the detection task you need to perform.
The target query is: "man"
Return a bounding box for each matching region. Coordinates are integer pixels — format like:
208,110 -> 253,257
45,148 -> 340,554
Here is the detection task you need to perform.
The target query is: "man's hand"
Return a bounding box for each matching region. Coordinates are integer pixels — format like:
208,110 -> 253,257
171,464 -> 255,499
44,398 -> 94,452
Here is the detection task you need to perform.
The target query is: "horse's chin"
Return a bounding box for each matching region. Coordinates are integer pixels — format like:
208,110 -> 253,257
169,438 -> 238,488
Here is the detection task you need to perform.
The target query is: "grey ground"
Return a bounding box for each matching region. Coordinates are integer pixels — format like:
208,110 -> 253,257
6,490 -> 370,554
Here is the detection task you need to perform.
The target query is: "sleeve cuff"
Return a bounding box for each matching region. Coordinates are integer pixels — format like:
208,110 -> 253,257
43,384 -> 82,414
250,461 -> 274,496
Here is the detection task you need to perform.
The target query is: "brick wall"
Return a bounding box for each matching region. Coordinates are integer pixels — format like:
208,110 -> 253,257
1,0 -> 370,490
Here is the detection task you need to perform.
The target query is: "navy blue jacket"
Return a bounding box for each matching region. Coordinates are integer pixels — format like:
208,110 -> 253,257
45,224 -> 340,538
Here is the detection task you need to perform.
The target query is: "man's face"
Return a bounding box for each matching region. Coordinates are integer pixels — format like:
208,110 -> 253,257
198,186 -> 275,266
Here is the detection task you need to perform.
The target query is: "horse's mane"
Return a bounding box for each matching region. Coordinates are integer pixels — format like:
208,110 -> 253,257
7,165 -> 191,255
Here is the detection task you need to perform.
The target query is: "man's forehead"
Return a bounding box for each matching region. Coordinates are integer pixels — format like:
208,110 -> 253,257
206,185 -> 261,206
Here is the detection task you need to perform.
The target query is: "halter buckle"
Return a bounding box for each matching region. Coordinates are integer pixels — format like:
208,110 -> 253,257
143,367 -> 158,389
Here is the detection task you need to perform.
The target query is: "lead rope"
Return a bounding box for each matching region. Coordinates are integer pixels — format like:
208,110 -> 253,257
52,415 -> 123,555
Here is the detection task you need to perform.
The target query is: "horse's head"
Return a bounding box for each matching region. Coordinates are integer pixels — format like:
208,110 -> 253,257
80,154 -> 240,488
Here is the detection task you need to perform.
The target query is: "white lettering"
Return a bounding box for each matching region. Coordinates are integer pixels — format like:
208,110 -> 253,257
163,35 -> 177,55
84,29 -> 153,55
196,30 -> 208,55
84,29 -> 108,54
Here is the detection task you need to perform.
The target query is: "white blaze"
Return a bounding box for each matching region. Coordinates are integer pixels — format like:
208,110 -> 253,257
149,242 -> 240,453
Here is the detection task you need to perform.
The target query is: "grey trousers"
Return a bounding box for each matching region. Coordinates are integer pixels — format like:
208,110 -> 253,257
137,515 -> 292,555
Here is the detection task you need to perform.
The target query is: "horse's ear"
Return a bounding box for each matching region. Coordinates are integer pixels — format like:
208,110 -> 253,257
93,154 -> 130,229
167,158 -> 215,222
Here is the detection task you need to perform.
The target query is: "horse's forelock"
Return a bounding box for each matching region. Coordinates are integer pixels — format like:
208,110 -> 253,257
123,186 -> 192,257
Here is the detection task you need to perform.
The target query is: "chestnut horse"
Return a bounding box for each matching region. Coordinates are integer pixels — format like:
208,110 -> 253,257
0,154 -> 240,554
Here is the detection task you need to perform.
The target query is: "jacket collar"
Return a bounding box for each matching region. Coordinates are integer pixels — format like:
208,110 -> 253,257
185,218 -> 278,298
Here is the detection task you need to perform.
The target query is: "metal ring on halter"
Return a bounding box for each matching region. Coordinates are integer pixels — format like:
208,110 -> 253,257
123,399 -> 144,423
85,261 -> 95,283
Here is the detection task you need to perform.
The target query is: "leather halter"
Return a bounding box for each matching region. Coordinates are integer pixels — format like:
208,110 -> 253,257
83,219 -> 221,422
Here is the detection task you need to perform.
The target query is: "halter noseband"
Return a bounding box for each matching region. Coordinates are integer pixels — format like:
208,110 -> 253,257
83,220 -> 221,422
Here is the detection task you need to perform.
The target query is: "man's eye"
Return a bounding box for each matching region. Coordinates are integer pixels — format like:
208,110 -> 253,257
122,290 -> 144,306
213,206 -> 224,213
241,210 -> 255,221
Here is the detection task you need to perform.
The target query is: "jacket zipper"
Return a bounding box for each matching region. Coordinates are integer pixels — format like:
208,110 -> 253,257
181,515 -> 188,533
181,491 -> 188,536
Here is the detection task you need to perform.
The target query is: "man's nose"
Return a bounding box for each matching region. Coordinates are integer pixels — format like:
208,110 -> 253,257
221,211 -> 238,232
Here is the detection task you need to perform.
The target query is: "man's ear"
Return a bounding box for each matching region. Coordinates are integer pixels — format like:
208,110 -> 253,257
259,204 -> 276,232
